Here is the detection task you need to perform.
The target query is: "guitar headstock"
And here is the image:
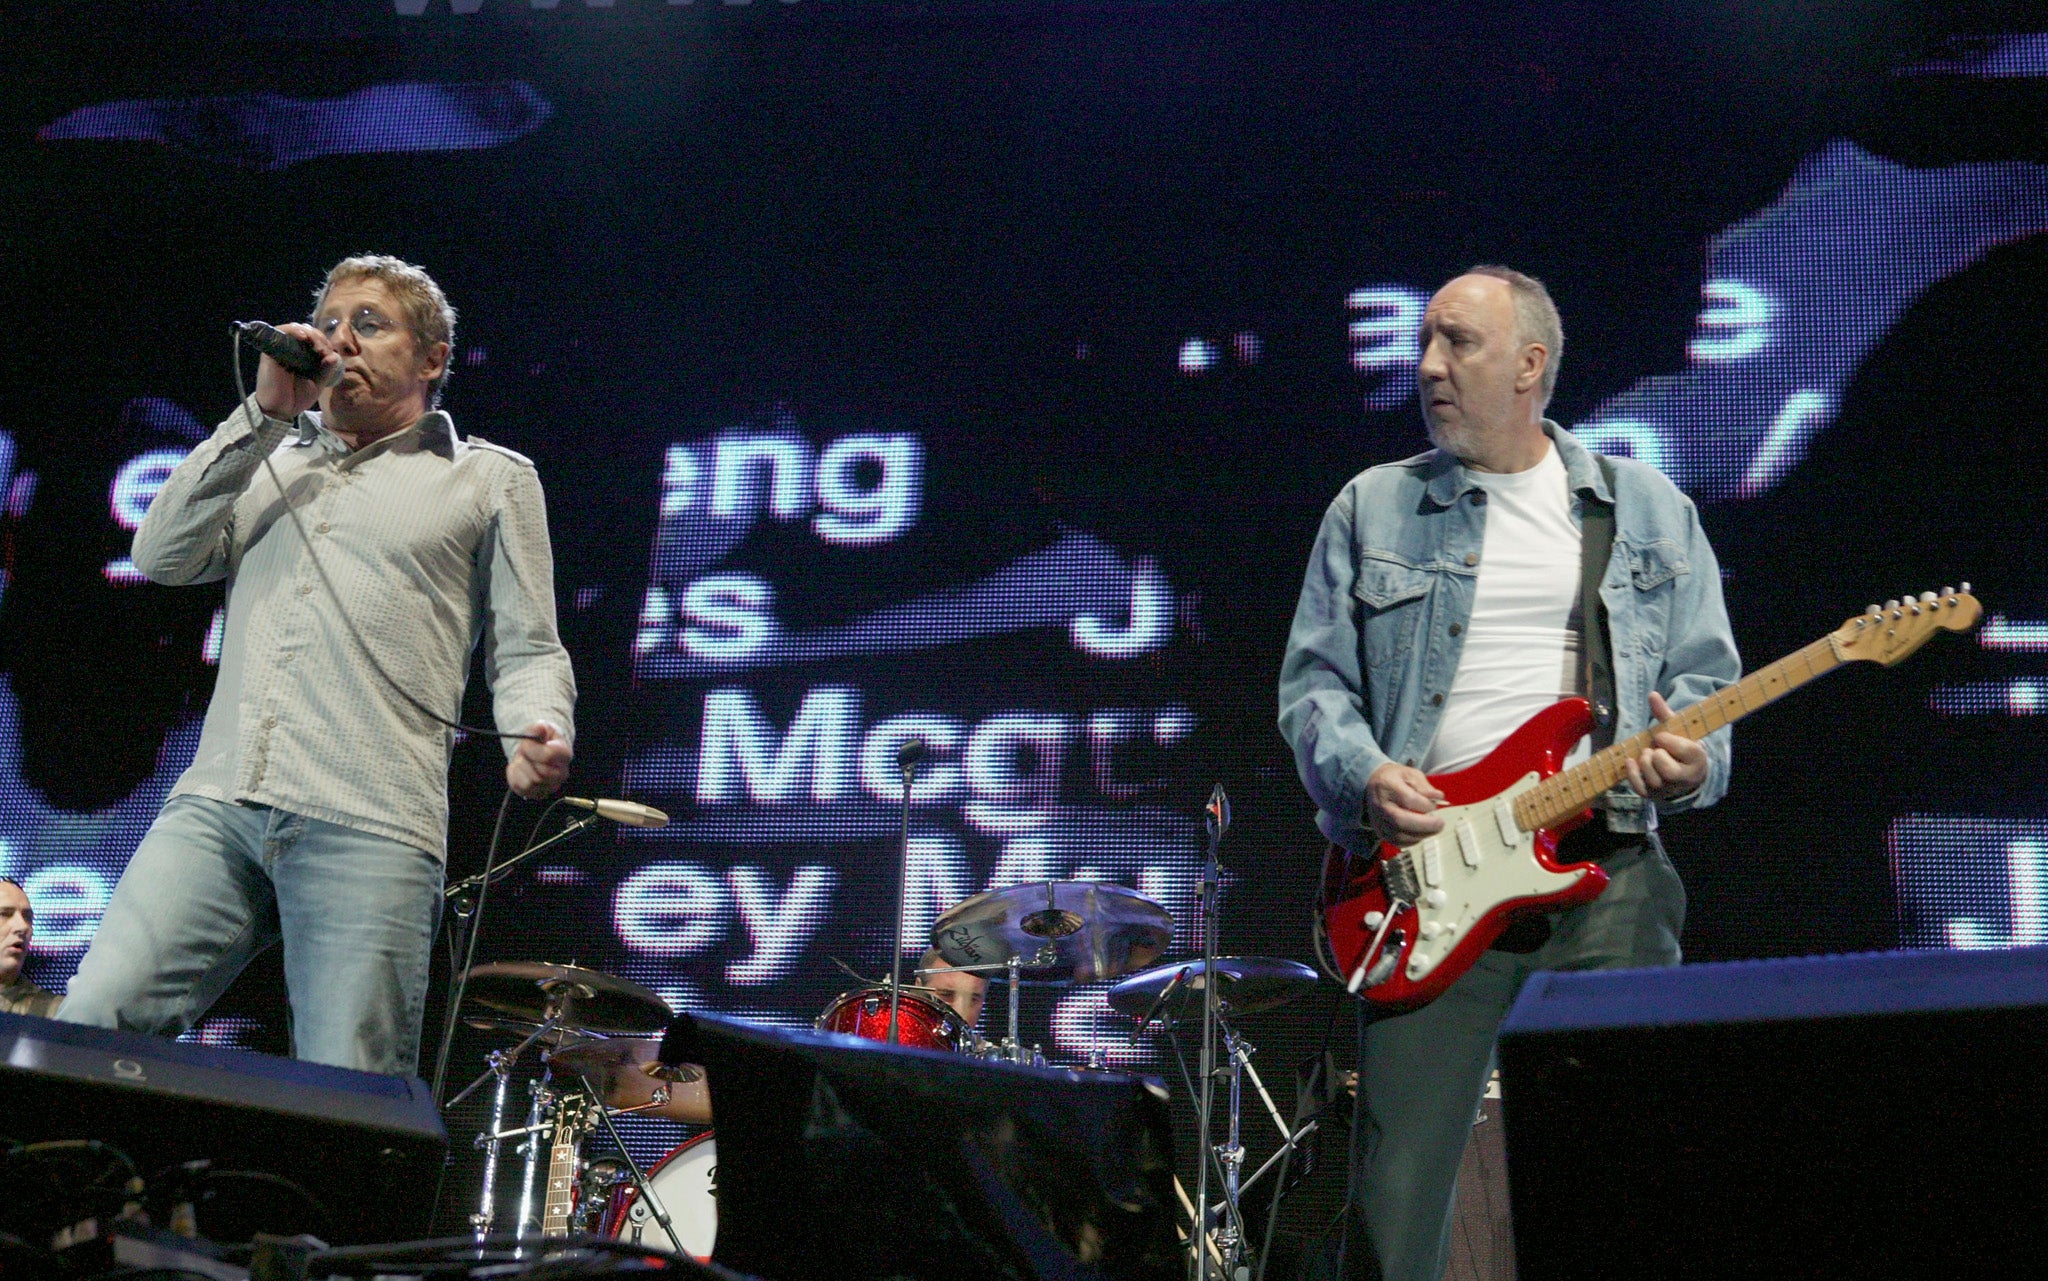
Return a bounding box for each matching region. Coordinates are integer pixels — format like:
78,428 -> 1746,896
1831,584 -> 1982,667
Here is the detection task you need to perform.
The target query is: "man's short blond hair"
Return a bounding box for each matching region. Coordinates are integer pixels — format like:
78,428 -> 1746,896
1464,263 -> 1563,408
312,254 -> 458,406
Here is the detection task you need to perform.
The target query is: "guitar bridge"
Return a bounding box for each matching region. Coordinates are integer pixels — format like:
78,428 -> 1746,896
1382,851 -> 1421,904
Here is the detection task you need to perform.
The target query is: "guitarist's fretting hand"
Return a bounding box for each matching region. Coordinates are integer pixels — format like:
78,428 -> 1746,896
1623,691 -> 1710,802
1366,763 -> 1447,848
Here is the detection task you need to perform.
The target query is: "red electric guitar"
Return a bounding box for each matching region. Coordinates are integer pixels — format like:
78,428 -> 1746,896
1317,585 -> 1982,1013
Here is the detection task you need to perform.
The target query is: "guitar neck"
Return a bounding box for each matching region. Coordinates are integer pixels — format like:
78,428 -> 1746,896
1514,635 -> 1843,834
540,1120 -> 582,1238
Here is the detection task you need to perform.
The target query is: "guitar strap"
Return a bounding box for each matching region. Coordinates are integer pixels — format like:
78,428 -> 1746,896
1579,454 -> 1619,765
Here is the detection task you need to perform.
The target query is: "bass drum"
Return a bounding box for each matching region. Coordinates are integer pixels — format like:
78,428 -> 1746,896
601,1130 -> 717,1260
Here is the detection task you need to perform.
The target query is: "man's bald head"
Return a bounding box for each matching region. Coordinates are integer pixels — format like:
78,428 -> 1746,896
1462,264 -> 1563,407
1417,267 -> 1562,473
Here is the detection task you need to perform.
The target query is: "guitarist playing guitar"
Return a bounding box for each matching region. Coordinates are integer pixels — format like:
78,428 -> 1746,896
1278,267 -> 1741,1281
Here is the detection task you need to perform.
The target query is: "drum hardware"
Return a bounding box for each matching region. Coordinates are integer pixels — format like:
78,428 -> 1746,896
557,1066 -> 688,1258
884,741 -> 924,1044
1190,785 -> 1231,1281
600,1131 -> 718,1258
465,1070 -> 690,1255
1119,954 -> 1324,1279
429,807 -> 608,1106
457,1013 -> 567,1244
449,962 -> 680,1254
930,877 -> 1175,1054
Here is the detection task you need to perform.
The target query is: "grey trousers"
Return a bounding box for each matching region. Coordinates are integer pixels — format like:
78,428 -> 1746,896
1331,834 -> 1687,1281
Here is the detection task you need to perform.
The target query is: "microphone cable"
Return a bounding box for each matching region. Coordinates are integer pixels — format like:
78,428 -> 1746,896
229,326 -> 544,747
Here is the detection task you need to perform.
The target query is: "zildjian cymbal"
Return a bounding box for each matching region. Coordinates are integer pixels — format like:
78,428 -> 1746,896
460,961 -> 672,1038
931,881 -> 1172,983
1106,956 -> 1320,1024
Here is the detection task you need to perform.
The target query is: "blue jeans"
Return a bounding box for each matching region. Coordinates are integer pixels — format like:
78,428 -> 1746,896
59,795 -> 444,1076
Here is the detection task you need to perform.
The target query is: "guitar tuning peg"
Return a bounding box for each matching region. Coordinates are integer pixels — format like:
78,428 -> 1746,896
1961,581 -> 1971,595
1885,599 -> 1900,610
1941,586 -> 1954,598
1919,591 -> 1937,603
1866,604 -> 1882,616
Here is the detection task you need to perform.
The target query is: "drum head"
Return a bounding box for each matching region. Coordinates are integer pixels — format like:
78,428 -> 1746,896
604,1131 -> 716,1260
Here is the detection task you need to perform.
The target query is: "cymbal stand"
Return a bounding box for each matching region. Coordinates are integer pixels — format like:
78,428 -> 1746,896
454,1015 -> 559,1248
886,749 -> 920,1044
1192,784 -> 1230,1281
1003,954 -> 1024,1058
569,1070 -> 687,1257
514,1078 -> 548,1245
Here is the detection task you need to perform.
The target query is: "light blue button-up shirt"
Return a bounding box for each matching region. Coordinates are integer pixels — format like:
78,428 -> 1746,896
133,397 -> 577,858
1278,423 -> 1740,851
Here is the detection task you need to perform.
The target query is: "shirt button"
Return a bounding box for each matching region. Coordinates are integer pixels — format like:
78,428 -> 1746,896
279,653 -> 293,664
1431,693 -> 1445,706
318,522 -> 330,534
265,716 -> 278,728
299,584 -> 313,595
1449,623 -> 1463,636
1464,553 -> 1479,567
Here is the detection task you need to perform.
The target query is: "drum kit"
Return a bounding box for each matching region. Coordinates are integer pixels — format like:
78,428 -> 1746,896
446,875 -> 1320,1273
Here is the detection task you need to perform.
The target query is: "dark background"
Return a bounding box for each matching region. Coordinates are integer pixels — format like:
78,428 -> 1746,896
2,0 -> 2044,1255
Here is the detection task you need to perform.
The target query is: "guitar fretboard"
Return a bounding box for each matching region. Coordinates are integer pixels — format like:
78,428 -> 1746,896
1512,635 -> 1843,834
541,1119 -> 582,1238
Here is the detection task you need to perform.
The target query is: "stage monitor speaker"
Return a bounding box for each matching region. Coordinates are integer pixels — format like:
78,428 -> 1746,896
0,1012 -> 446,1245
1497,946 -> 2048,1280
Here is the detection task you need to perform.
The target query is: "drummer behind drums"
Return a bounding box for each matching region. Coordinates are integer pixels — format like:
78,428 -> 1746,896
917,948 -> 988,1029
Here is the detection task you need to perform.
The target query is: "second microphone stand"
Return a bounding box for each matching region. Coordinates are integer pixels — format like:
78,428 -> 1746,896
430,809 -> 603,1107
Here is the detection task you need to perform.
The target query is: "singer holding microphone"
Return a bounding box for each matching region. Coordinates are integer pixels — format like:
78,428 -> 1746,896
59,255 -> 576,1077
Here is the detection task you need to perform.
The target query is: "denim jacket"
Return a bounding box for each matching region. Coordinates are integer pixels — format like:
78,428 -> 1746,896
1278,423 -> 1740,851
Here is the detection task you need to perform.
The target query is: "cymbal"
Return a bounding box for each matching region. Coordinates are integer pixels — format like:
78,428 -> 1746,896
932,881 -> 1172,983
1106,956 -> 1320,1022
461,961 -> 672,1037
546,1036 -> 712,1126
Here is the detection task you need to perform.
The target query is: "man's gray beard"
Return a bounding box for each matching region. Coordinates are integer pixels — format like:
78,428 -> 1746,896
1426,417 -> 1477,460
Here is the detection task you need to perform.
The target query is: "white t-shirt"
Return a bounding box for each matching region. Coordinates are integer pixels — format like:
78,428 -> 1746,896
1421,441 -> 1590,775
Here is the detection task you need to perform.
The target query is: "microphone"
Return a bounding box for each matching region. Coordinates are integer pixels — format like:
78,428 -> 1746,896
561,796 -> 671,828
895,739 -> 927,770
235,320 -> 343,387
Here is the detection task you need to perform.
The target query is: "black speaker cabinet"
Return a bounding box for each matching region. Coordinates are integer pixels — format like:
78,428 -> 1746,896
1497,946 -> 2048,1279
0,1012 -> 445,1244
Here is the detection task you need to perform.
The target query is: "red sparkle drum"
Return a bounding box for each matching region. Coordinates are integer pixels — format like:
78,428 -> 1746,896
602,1130 -> 717,1259
816,984 -> 971,1052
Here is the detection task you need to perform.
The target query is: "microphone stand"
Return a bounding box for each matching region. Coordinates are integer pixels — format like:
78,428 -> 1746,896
886,748 -> 920,1044
429,810 -> 603,1107
1192,784 -> 1230,1281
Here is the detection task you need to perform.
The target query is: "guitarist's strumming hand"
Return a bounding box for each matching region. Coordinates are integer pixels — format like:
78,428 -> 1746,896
1366,763 -> 1447,848
1624,691 -> 1709,802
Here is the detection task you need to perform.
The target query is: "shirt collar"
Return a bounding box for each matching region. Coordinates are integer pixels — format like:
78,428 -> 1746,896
1422,420 -> 1613,508
293,408 -> 458,461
